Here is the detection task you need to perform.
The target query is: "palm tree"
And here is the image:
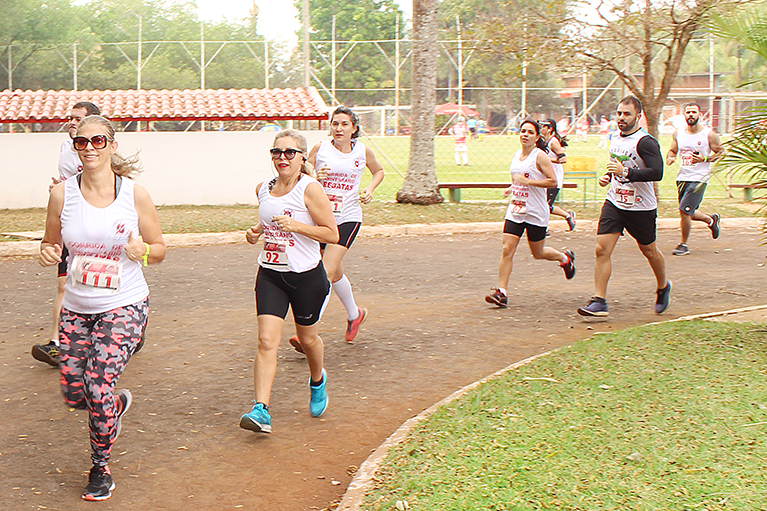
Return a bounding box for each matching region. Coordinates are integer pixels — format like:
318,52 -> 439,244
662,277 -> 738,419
709,8 -> 767,191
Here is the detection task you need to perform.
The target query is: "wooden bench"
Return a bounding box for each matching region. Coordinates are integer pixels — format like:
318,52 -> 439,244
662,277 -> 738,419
729,183 -> 767,202
438,182 -> 577,203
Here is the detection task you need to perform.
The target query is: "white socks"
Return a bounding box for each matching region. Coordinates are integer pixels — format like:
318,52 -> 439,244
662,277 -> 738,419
332,275 -> 359,320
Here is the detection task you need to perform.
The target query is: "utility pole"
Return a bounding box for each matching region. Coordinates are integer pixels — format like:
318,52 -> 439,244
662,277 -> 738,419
137,16 -> 143,89
456,15 -> 463,111
73,43 -> 78,91
302,0 -> 309,88
394,14 -> 400,135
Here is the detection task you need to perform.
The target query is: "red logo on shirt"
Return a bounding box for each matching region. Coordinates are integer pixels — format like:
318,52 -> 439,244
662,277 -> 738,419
114,223 -> 126,235
282,209 -> 294,218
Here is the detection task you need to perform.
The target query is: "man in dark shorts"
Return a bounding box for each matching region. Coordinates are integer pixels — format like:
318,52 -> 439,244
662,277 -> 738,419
666,102 -> 724,256
578,96 -> 671,317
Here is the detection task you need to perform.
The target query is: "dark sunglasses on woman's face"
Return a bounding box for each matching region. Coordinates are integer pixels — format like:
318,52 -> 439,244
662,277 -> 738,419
270,148 -> 303,160
73,135 -> 110,151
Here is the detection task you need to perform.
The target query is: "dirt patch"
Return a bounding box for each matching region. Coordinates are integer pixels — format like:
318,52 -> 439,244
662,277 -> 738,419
1,224 -> 766,510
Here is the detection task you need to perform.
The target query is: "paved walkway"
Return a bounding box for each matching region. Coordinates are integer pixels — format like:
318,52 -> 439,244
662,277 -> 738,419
2,217 -> 765,510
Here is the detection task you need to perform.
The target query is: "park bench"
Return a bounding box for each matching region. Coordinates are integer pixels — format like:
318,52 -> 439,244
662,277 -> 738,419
438,181 -> 577,203
728,183 -> 767,202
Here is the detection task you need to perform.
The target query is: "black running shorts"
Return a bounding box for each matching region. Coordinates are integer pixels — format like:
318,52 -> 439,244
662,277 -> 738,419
255,263 -> 331,326
58,246 -> 69,277
677,181 -> 707,216
597,200 -> 657,246
503,219 -> 547,242
547,187 -> 560,212
320,221 -> 361,250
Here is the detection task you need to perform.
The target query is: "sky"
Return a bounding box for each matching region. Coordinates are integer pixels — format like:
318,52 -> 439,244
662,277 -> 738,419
194,0 -> 412,48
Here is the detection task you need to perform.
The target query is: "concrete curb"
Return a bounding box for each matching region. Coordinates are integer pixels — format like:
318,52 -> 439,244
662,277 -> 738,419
336,303 -> 767,510
1,217 -> 762,259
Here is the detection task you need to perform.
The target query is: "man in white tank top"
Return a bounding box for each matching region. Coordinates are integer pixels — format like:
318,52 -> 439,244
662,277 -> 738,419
578,96 -> 671,318
32,101 -> 102,367
666,102 -> 724,256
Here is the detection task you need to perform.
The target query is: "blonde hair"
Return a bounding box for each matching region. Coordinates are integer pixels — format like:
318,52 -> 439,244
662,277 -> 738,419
77,115 -> 142,177
273,129 -> 314,176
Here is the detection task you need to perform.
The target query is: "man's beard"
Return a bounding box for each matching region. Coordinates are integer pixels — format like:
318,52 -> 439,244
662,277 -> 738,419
686,117 -> 699,127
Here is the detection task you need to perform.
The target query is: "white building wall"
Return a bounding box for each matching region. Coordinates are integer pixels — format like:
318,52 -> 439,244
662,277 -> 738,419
0,130 -> 329,209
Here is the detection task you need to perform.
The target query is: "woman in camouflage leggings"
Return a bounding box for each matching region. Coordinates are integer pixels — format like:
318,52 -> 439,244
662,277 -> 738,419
39,115 -> 166,501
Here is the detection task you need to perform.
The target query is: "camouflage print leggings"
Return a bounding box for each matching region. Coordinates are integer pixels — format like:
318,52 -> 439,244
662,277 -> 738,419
59,298 -> 148,467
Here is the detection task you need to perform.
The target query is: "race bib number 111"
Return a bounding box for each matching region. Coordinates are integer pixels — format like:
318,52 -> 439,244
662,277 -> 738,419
71,255 -> 122,293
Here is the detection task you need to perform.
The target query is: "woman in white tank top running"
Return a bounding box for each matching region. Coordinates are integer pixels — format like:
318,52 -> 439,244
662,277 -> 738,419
240,130 -> 339,434
38,115 -> 166,501
485,119 -> 576,308
301,106 -> 384,345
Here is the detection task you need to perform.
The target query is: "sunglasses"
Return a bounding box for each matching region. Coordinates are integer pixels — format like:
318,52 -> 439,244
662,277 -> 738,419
270,148 -> 303,160
73,135 -> 110,151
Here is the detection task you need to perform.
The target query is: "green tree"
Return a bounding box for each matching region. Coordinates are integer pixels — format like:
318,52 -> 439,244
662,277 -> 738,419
0,0 -> 81,89
294,0 -> 404,105
567,0 -> 754,138
440,0 -> 575,122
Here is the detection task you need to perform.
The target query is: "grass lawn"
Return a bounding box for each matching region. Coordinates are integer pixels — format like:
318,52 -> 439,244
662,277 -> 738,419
362,320 -> 767,510
362,134 -> 744,204
1,134 -> 763,241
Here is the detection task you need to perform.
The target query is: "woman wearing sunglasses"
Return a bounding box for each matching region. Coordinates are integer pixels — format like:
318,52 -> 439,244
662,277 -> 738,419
38,115 -> 166,501
485,119 -> 576,308
240,129 -> 339,434
288,106 -> 383,353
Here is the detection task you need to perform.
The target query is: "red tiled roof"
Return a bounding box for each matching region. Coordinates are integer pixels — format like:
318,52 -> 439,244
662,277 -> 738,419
0,87 -> 328,123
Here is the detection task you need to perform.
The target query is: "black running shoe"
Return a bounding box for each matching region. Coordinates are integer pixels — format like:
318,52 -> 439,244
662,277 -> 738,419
485,288 -> 508,307
566,211 -> 577,231
672,243 -> 689,256
82,465 -> 115,501
133,333 -> 145,355
709,213 -> 721,239
114,389 -> 133,440
31,341 -> 60,367
654,281 -> 672,314
561,250 -> 576,280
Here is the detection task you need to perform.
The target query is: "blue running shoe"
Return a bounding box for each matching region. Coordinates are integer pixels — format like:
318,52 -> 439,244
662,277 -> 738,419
239,401 -> 272,433
655,281 -> 672,314
578,297 -> 609,317
309,369 -> 328,417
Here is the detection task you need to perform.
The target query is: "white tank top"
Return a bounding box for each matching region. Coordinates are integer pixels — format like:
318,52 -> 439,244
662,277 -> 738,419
257,174 -> 322,273
505,148 -> 550,228
59,139 -> 82,180
314,140 -> 366,224
546,138 -> 564,188
676,128 -> 711,182
61,176 -> 149,314
606,129 -> 658,211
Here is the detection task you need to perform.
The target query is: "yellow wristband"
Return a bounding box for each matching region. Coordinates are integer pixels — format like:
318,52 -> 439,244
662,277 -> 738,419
704,155 -> 708,162
142,242 -> 150,267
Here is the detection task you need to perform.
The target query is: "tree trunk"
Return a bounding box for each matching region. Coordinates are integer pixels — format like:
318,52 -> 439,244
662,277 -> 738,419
643,99 -> 661,140
396,0 -> 443,205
